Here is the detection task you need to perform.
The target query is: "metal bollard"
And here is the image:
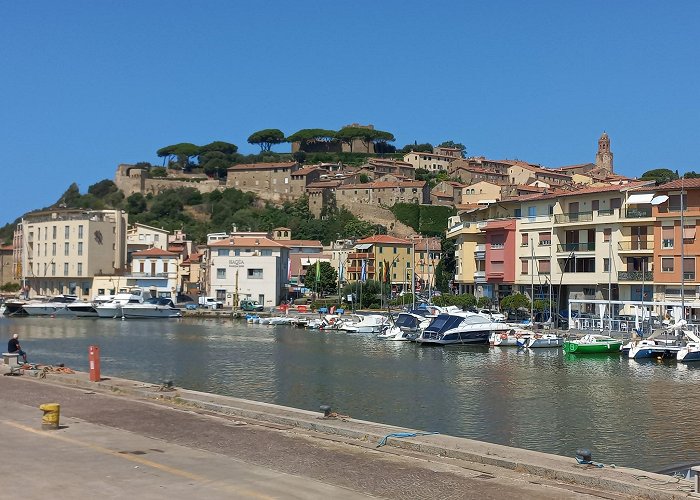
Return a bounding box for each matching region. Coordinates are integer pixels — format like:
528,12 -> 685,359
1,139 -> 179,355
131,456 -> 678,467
39,403 -> 60,430
88,345 -> 101,382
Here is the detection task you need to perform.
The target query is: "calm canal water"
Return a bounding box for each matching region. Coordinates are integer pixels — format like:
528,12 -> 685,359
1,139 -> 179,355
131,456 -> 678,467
2,316 -> 700,471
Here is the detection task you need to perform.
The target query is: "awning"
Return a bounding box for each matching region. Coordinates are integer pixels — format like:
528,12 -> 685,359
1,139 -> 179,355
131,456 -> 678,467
355,243 -> 372,250
627,193 -> 654,204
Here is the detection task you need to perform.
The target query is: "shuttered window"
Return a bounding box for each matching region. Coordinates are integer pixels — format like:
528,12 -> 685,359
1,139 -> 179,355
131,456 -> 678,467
539,259 -> 551,274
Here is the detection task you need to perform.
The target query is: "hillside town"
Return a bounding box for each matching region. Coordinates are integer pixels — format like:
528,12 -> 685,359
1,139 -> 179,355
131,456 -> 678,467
2,131 -> 697,322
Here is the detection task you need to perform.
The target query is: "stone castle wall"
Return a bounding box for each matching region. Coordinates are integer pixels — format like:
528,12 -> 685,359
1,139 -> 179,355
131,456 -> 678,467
114,164 -> 223,197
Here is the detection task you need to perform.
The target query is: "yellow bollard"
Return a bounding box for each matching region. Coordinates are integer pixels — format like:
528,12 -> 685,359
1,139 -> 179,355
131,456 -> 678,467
39,403 -> 60,430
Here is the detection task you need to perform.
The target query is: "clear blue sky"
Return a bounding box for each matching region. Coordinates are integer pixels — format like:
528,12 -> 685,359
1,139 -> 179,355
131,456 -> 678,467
2,1 -> 699,225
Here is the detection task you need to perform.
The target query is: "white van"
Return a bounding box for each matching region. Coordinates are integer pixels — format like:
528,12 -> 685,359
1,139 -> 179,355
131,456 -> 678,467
198,296 -> 223,309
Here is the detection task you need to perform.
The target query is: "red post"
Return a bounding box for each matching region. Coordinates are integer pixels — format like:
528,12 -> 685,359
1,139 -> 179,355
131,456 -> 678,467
88,345 -> 101,382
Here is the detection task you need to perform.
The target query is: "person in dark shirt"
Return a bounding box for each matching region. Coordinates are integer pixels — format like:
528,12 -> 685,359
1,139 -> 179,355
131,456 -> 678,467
7,333 -> 27,363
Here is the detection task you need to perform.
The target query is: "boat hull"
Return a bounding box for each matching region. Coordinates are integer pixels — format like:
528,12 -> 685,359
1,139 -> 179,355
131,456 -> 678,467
563,341 -> 622,354
122,306 -> 182,319
527,336 -> 564,348
677,347 -> 700,362
416,330 -> 491,346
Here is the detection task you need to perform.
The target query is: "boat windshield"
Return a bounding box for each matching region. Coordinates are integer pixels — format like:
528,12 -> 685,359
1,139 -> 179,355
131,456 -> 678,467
396,314 -> 419,328
426,314 -> 463,333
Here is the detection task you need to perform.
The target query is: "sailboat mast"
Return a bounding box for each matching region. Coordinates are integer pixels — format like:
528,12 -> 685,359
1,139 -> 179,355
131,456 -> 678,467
530,237 -> 535,321
608,237 -> 612,332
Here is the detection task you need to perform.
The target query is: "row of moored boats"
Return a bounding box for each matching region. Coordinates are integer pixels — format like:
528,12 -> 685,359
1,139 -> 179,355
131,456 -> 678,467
2,288 -> 182,319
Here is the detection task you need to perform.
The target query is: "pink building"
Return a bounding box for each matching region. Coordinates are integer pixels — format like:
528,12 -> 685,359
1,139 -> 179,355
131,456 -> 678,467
484,220 -> 516,303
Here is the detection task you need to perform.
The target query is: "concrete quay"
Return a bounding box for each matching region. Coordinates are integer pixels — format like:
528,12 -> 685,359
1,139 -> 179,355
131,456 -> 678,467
0,364 -> 694,499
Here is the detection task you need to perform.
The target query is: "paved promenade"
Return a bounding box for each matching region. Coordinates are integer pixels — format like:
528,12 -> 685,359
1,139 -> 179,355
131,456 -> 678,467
0,366 -> 692,499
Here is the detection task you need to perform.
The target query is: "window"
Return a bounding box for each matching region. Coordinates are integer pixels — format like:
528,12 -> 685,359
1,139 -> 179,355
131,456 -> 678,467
51,263 -> 55,276
603,228 -> 611,242
393,247 -> 397,254
521,259 -> 528,275
78,225 -> 83,239
216,268 -> 226,279
521,233 -> 528,246
77,263 -> 83,276
604,258 -> 610,272
592,200 -> 599,211
661,257 -> 674,272
163,262 -> 168,273
64,263 -> 68,276
139,262 -> 144,273
668,194 -> 687,212
538,232 -> 551,246
154,234 -> 159,241
64,242 -> 69,256
684,258 -> 695,280
217,249 -> 230,256
234,249 -> 240,256
514,208 -> 522,218
248,269 -> 263,279
260,249 -> 272,256
77,242 -> 83,256
662,225 -> 674,249
64,226 -> 70,238
52,243 -> 56,256
610,198 -> 621,210
539,259 -> 550,274
52,226 -> 57,239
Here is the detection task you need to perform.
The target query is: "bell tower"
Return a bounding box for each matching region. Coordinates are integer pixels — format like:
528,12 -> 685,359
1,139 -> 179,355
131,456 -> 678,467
595,132 -> 614,172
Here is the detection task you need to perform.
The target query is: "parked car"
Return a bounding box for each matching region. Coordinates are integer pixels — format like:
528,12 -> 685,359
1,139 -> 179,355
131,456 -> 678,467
199,296 -> 223,309
240,300 -> 264,312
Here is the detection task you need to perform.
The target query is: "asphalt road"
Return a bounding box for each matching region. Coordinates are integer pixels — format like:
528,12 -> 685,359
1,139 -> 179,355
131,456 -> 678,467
0,374 -> 627,499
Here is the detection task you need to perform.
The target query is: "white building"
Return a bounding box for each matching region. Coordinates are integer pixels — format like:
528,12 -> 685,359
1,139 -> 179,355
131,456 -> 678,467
207,234 -> 289,308
129,247 -> 180,298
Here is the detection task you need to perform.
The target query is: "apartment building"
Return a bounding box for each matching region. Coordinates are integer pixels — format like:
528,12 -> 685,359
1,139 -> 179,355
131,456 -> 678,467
226,162 -> 301,202
402,151 -> 455,172
207,233 -> 289,308
126,223 -> 169,261
18,209 -> 128,298
430,181 -> 463,206
347,235 -> 414,291
335,180 -> 429,207
0,244 -> 17,288
129,247 -> 180,298
445,218 -> 484,295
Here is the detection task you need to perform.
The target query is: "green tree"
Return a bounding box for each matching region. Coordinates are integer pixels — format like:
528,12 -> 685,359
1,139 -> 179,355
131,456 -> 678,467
88,179 -> 118,198
401,143 -> 433,153
157,143 -> 200,170
0,282 -> 20,292
304,261 -> 338,296
247,129 -> 285,152
640,168 -> 678,183
500,293 -> 530,312
126,193 -> 147,215
684,171 -> 700,179
437,140 -> 467,158
199,141 -> 238,155
286,129 -> 338,152
477,296 -> 492,308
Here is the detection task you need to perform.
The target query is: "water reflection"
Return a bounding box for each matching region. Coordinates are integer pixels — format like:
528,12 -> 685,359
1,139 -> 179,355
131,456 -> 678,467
2,316 -> 700,470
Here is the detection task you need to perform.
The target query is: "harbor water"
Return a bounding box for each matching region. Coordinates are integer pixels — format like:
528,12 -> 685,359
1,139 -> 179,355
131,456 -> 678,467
3,316 -> 700,471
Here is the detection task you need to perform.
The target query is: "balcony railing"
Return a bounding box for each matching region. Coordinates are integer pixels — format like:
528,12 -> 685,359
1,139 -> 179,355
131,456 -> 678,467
624,207 -> 652,218
557,242 -> 595,252
474,244 -> 485,253
618,240 -> 653,251
348,252 -> 373,259
554,211 -> 593,224
684,272 -> 696,281
597,209 -> 615,216
473,271 -> 486,280
617,271 -> 654,281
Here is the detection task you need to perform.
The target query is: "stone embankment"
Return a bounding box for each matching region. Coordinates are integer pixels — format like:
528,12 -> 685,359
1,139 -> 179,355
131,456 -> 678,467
0,363 -> 693,499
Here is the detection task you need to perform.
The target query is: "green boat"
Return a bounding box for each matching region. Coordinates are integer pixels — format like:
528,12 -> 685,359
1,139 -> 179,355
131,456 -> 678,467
563,334 -> 622,354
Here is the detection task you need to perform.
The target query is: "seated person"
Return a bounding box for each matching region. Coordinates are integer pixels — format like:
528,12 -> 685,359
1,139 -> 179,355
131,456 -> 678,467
7,333 -> 27,363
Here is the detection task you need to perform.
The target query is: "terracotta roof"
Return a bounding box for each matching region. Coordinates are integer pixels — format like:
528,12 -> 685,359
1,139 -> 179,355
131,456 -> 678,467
292,166 -> 324,176
356,235 -> 412,245
411,238 -> 441,251
0,244 -> 13,251
517,180 -> 651,202
554,163 -> 596,171
227,162 -> 297,171
452,166 -> 508,175
273,227 -> 292,231
284,239 -> 323,247
180,252 -> 203,265
209,237 -> 287,248
656,178 -> 700,190
306,180 -> 342,189
131,247 -> 178,257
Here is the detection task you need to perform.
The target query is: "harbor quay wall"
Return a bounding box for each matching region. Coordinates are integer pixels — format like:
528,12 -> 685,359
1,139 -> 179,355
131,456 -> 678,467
13,365 -> 692,500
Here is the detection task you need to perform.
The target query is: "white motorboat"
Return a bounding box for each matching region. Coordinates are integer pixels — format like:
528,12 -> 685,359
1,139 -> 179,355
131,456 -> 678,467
490,327 -> 532,346
378,312 -> 432,341
345,314 -> 388,334
526,333 -> 564,348
22,294 -> 78,316
416,312 -> 511,346
95,288 -> 150,318
121,298 -> 182,319
65,294 -> 113,317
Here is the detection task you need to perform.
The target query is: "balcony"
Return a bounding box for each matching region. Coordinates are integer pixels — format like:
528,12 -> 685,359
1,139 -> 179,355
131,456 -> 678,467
519,215 -> 552,224
618,240 -> 653,252
554,211 -> 593,224
473,271 -> 486,282
474,244 -> 485,253
348,252 -> 373,260
597,209 -> 615,216
617,271 -> 654,281
347,266 -> 376,273
556,242 -> 595,252
624,207 -> 652,218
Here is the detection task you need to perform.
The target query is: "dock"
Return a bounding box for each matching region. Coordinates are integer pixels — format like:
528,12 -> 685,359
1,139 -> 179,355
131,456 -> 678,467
0,364 -> 693,499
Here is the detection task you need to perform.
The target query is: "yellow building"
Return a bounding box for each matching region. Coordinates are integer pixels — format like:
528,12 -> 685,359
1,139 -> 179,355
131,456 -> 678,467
446,216 -> 485,295
347,235 -> 414,290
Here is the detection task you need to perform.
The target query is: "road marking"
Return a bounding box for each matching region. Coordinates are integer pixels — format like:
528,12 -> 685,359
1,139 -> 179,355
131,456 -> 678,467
1,420 -> 273,499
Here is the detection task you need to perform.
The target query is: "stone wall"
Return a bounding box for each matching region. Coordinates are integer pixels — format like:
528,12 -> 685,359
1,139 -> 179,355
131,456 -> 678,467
114,164 -> 223,197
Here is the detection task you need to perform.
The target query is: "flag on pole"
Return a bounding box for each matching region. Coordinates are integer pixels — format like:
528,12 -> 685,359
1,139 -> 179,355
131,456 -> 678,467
315,260 -> 320,282
287,257 -> 292,281
360,259 -> 367,282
